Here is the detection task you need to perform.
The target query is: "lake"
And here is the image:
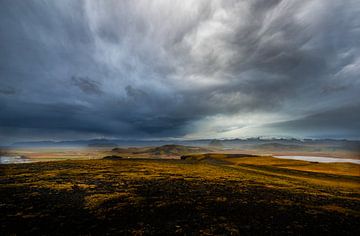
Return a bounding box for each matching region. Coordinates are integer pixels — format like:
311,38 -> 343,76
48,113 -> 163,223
0,156 -> 32,164
273,155 -> 360,164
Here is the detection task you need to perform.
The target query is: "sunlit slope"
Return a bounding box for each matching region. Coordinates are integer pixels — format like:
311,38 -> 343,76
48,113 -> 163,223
183,154 -> 360,190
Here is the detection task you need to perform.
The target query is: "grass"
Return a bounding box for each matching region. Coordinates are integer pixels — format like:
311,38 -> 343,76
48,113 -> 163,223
0,153 -> 359,235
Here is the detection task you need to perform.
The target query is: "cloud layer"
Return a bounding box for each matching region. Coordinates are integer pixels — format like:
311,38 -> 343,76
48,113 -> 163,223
0,0 -> 359,143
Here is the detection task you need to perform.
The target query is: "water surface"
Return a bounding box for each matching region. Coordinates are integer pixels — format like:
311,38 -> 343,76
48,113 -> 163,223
0,156 -> 32,164
273,155 -> 360,164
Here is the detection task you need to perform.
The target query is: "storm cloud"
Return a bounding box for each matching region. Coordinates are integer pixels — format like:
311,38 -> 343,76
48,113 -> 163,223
0,0 -> 359,143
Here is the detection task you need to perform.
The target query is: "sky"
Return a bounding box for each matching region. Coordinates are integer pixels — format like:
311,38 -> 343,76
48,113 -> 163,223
0,0 -> 360,144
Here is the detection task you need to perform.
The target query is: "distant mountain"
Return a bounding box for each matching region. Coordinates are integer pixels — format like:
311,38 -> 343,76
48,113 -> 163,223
10,138 -> 360,152
255,143 -> 306,151
208,140 -> 223,147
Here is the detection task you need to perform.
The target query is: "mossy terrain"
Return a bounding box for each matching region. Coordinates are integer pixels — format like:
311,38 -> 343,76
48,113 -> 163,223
0,154 -> 359,235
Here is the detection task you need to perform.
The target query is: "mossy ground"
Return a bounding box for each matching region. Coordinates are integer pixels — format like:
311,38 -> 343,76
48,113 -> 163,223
0,155 -> 359,235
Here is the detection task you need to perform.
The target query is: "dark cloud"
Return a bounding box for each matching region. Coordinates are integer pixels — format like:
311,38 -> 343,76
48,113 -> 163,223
72,76 -> 103,95
0,0 -> 359,143
321,84 -> 349,95
125,86 -> 148,101
266,103 -> 360,139
0,87 -> 16,95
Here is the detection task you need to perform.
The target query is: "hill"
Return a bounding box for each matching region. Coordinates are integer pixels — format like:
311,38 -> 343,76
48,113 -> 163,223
112,144 -> 211,157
